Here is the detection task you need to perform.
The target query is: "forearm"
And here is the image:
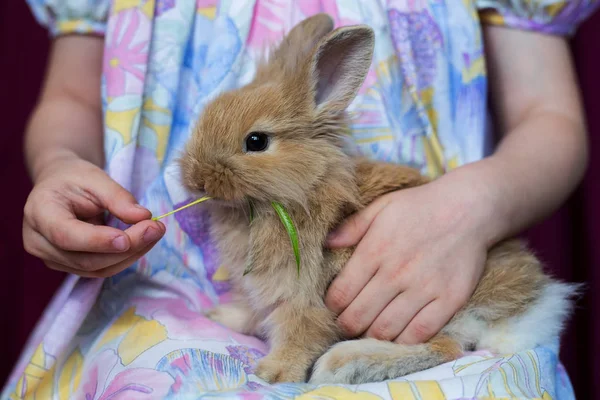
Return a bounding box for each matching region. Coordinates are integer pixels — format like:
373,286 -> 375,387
436,26 -> 588,246
439,111 -> 587,245
26,96 -> 104,181
25,36 -> 105,182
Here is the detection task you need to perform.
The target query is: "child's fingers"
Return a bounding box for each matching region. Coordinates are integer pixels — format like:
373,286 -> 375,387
325,228 -> 381,315
93,175 -> 151,224
364,289 -> 432,341
326,196 -> 389,248
87,240 -> 159,278
45,241 -> 158,278
336,271 -> 413,338
25,220 -> 165,271
31,191 -> 160,253
36,206 -> 133,253
394,299 -> 454,345
61,221 -> 163,270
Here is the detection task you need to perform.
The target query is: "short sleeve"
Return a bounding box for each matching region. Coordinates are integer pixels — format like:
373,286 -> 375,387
477,0 -> 600,35
26,0 -> 110,37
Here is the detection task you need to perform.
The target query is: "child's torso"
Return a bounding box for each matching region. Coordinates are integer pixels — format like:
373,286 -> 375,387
102,0 -> 489,288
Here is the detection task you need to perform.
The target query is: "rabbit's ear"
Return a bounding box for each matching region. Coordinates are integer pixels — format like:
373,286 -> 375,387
310,26 -> 374,114
269,13 -> 334,72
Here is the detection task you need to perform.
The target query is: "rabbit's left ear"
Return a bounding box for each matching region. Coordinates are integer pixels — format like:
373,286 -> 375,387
272,13 -> 334,67
309,26 -> 375,115
255,13 -> 334,83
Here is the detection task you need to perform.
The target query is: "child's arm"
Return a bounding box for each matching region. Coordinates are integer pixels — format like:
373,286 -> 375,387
325,27 -> 587,344
23,36 -> 165,277
25,36 -> 105,177
475,26 -> 588,240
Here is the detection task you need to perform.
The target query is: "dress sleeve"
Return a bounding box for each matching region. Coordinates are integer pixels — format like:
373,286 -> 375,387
477,0 -> 600,35
25,0 -> 110,37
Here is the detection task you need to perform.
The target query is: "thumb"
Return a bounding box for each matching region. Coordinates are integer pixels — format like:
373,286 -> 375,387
326,196 -> 389,248
95,174 -> 151,224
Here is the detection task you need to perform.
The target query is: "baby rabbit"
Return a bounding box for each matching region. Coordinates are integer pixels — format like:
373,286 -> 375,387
180,14 -> 576,385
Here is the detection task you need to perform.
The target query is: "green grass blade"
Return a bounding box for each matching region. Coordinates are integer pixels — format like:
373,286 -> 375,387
152,196 -> 212,221
271,201 -> 300,277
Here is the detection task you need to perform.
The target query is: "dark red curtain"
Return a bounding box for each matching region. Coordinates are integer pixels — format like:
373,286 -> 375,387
526,16 -> 600,397
0,0 -> 66,385
1,1 -> 598,397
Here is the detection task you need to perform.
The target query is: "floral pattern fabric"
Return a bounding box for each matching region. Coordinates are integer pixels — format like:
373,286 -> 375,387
7,0 -> 598,399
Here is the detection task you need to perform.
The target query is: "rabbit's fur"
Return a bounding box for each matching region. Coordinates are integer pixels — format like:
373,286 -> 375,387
180,14 -> 576,385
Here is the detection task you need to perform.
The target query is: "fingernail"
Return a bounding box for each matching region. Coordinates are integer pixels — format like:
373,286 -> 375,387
143,227 -> 162,244
134,204 -> 149,212
112,236 -> 129,251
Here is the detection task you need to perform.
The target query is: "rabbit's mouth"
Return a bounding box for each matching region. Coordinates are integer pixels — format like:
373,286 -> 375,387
189,160 -> 253,202
202,182 -> 248,202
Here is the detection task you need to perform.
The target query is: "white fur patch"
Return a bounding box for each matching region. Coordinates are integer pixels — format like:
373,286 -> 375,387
477,282 -> 577,354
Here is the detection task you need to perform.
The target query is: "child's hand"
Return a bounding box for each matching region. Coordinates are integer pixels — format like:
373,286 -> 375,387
23,153 -> 165,278
325,178 -> 493,344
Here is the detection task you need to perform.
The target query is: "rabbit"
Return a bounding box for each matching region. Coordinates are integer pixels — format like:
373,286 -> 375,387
179,13 -> 577,385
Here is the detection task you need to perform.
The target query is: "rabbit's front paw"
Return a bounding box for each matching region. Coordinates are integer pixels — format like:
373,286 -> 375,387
254,355 -> 307,383
204,303 -> 253,334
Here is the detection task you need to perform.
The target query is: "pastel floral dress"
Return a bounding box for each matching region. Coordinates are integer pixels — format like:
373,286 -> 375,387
6,1 -> 598,399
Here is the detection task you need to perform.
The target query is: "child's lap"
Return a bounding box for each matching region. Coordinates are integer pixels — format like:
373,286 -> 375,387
4,274 -> 574,399
54,277 -> 575,399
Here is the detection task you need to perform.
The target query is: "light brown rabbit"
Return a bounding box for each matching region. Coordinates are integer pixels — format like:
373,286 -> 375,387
180,14 -> 576,385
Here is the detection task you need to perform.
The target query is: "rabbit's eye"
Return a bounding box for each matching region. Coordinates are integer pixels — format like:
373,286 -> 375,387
244,132 -> 270,152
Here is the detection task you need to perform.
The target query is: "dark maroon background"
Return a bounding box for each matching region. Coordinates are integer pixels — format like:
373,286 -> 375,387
1,1 -> 598,397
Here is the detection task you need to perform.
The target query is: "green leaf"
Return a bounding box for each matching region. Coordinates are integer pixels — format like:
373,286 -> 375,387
152,196 -> 212,221
271,201 -> 300,277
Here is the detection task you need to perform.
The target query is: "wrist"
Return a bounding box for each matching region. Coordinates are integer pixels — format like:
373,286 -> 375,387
28,148 -> 81,183
431,157 -> 513,247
